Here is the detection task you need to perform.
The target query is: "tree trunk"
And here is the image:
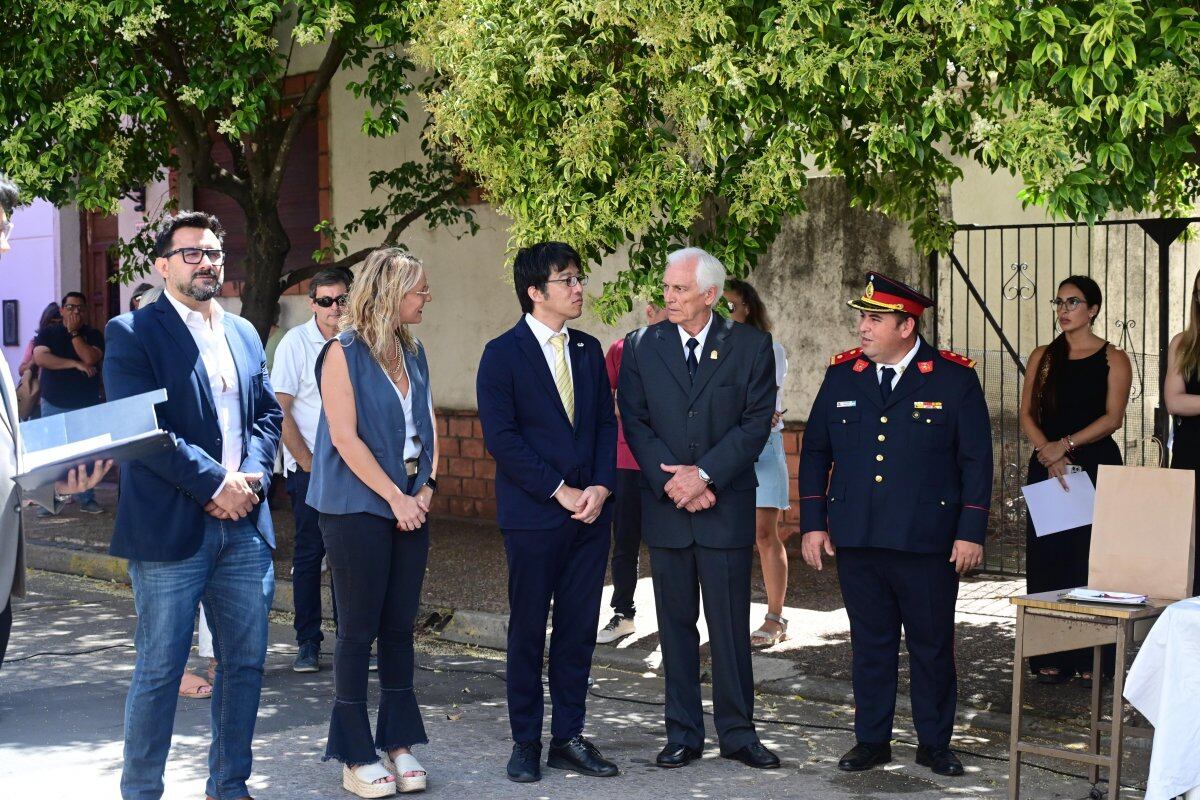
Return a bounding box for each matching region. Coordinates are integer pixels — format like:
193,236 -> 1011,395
238,202 -> 291,343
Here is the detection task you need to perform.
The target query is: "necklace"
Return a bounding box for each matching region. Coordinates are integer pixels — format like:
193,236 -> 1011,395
386,333 -> 407,383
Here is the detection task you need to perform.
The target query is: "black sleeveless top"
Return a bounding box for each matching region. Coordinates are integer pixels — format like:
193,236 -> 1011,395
1171,370 -> 1200,471
1029,343 -> 1121,468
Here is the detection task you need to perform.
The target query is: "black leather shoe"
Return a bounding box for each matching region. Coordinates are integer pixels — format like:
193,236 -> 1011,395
507,741 -> 542,783
656,743 -> 702,768
838,742 -> 892,772
722,741 -> 780,769
546,735 -> 619,777
916,745 -> 964,776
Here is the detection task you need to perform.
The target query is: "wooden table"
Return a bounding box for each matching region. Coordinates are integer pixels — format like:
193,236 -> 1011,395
1008,591 -> 1171,800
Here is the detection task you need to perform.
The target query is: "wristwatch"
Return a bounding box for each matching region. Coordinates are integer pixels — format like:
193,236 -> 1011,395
424,476 -> 439,492
697,467 -> 714,485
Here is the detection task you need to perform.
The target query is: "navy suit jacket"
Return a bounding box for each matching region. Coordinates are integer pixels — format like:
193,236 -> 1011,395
476,318 -> 617,531
798,337 -> 993,554
104,293 -> 282,562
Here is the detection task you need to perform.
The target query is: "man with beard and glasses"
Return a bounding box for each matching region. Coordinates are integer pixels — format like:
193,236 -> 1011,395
104,211 -> 282,800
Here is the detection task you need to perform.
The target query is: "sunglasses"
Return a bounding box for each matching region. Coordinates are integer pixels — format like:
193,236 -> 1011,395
313,294 -> 349,308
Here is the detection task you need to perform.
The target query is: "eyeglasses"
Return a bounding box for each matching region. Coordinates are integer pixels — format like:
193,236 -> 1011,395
62,304 -> 85,312
313,294 -> 349,308
1049,297 -> 1086,311
546,274 -> 588,288
162,247 -> 226,266
412,289 -> 433,299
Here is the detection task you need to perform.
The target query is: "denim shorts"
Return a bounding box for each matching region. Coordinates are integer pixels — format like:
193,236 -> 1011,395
754,430 -> 791,509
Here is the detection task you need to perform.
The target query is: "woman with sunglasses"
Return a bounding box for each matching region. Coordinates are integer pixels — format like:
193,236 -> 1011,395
1018,275 -> 1131,688
1164,269 -> 1200,599
308,248 -> 436,796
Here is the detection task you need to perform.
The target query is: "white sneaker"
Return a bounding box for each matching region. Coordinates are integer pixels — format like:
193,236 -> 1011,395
596,614 -> 635,644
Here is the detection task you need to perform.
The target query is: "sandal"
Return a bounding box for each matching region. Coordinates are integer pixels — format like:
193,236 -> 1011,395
178,670 -> 212,700
1036,668 -> 1071,685
381,751 -> 428,794
342,761 -> 396,798
750,613 -> 788,649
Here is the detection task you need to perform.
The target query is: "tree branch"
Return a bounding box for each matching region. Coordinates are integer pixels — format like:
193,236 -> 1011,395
268,35 -> 348,198
278,245 -> 376,291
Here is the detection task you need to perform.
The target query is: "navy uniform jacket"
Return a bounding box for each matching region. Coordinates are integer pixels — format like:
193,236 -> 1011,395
798,337 -> 993,554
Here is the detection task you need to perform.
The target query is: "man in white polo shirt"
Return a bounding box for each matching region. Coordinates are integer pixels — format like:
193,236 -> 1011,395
271,268 -> 349,672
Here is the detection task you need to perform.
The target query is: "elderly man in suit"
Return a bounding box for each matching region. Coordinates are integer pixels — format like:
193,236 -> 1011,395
618,247 -> 779,769
104,210 -> 282,800
0,174 -> 110,670
477,241 -> 619,783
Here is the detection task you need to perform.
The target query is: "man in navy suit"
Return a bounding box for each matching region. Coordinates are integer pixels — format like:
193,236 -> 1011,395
477,242 -> 619,783
104,211 -> 282,800
798,272 -> 992,778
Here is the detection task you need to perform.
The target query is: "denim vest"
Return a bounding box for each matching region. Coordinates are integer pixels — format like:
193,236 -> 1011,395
306,330 -> 435,518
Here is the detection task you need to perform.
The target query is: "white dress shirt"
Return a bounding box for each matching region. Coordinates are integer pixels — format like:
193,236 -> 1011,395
524,313 -> 573,383
270,316 -> 332,474
677,312 -> 715,360
875,337 -> 922,390
164,291 -> 243,497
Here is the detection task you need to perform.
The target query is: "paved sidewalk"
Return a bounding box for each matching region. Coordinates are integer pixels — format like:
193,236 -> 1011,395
1,571 -> 1138,799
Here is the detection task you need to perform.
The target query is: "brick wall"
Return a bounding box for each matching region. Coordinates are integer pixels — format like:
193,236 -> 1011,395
431,407 -> 807,534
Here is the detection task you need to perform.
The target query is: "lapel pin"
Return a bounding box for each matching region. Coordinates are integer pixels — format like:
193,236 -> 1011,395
917,360 -> 933,373
710,350 -> 719,360
576,341 -> 583,347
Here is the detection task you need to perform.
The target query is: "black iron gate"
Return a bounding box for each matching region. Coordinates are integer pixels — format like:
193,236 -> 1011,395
933,218 -> 1200,576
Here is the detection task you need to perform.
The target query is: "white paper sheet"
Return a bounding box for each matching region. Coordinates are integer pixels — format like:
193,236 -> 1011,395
1021,471 -> 1096,537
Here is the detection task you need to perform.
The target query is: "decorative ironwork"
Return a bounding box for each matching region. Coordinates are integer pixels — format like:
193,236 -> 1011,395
1115,320 -> 1145,400
1002,262 -> 1036,301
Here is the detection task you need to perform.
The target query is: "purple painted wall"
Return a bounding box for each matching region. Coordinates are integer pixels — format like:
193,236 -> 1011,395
2,200 -> 62,383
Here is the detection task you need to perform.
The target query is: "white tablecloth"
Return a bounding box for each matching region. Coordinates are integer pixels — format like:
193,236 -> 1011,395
1125,597 -> 1200,800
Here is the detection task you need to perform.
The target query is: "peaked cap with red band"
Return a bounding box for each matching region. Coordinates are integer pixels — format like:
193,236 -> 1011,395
847,271 -> 934,317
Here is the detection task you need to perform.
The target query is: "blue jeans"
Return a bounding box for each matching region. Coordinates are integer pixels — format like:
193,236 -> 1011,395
40,398 -> 96,504
287,469 -> 335,646
121,516 -> 275,800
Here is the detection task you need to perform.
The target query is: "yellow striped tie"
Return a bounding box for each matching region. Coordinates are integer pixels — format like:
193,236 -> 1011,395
549,333 -> 575,423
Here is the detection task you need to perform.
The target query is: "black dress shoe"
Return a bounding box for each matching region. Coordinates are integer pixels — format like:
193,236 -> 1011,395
546,735 -> 619,777
722,741 -> 780,769
916,745 -> 964,776
838,742 -> 892,772
656,743 -> 702,768
507,741 -> 542,783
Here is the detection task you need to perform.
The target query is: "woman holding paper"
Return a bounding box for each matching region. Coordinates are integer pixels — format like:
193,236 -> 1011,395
1165,270 -> 1200,599
1019,275 -> 1131,687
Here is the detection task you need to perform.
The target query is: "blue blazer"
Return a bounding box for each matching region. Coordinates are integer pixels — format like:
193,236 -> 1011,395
104,293 -> 283,562
476,318 -> 618,531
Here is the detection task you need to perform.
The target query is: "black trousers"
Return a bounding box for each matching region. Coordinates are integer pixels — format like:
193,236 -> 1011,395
648,543 -> 757,754
502,519 -> 608,744
0,597 -> 11,670
288,469 -> 336,646
609,469 -> 643,618
320,508 -> 430,764
837,547 -> 959,748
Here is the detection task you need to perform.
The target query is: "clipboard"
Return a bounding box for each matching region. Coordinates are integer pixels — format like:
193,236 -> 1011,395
14,389 -> 173,492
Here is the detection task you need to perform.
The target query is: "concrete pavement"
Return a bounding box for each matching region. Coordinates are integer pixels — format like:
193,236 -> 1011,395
0,571 -> 1143,799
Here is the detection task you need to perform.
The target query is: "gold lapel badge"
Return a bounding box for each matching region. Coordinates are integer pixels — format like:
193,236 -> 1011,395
710,350 -> 719,359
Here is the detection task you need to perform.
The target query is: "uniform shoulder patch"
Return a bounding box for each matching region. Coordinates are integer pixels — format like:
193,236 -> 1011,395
830,347 -> 863,366
939,349 -> 977,369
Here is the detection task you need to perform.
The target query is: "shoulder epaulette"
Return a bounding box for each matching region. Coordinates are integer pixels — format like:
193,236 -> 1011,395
830,347 -> 863,366
939,349 -> 977,369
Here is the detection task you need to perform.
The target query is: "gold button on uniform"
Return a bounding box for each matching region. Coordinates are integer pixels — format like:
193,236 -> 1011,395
875,475 -> 883,483
876,454 -> 884,462
877,434 -> 886,442
880,416 -> 888,423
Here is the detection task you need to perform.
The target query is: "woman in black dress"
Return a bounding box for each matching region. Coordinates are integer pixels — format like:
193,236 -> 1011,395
1165,269 -> 1200,597
1019,275 -> 1132,687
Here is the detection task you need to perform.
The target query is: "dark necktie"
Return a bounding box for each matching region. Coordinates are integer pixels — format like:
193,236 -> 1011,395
879,366 -> 896,403
686,338 -> 699,381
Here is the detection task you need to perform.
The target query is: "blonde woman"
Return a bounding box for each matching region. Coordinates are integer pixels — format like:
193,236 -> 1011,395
307,248 -> 437,796
1166,269 -> 1200,597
